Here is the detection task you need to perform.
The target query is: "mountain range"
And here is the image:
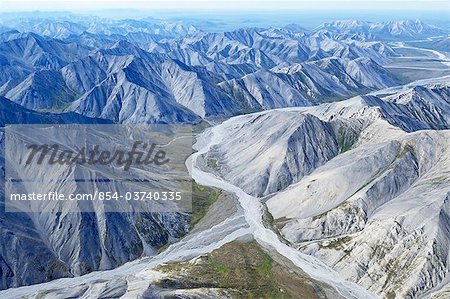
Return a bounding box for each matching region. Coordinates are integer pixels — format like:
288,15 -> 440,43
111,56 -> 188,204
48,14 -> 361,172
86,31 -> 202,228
1,17 -> 435,124
317,19 -> 448,41
0,14 -> 449,298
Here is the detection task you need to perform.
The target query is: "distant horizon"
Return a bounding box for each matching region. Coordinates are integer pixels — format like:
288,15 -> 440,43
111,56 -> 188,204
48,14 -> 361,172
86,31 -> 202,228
1,5 -> 449,31
1,0 -> 449,12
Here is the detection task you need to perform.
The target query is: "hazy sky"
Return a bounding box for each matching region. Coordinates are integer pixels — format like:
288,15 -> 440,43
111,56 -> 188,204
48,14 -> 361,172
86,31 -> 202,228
1,0 -> 449,12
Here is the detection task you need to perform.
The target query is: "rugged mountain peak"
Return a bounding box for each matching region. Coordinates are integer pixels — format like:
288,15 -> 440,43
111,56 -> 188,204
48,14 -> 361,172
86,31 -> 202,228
370,19 -> 442,36
5,69 -> 77,110
316,19 -> 447,40
283,23 -> 309,33
317,19 -> 369,31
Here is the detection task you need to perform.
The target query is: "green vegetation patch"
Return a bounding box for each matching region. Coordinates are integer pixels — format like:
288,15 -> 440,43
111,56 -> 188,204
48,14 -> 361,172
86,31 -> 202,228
192,120 -> 211,134
190,181 -> 221,228
155,241 -> 327,299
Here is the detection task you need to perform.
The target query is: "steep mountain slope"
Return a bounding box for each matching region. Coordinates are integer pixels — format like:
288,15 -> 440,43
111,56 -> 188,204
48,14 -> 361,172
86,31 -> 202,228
204,83 -> 449,197
198,81 -> 450,298
217,56 -> 399,109
69,66 -> 201,123
65,43 -> 216,123
268,123 -> 449,298
313,56 -> 399,89
5,69 -> 77,110
0,96 -> 110,125
312,84 -> 450,132
0,97 -> 190,290
159,59 -> 238,117
370,20 -> 446,38
218,70 -> 313,110
25,20 -> 86,39
0,32 -> 88,69
203,111 -> 342,196
0,32 -> 88,94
